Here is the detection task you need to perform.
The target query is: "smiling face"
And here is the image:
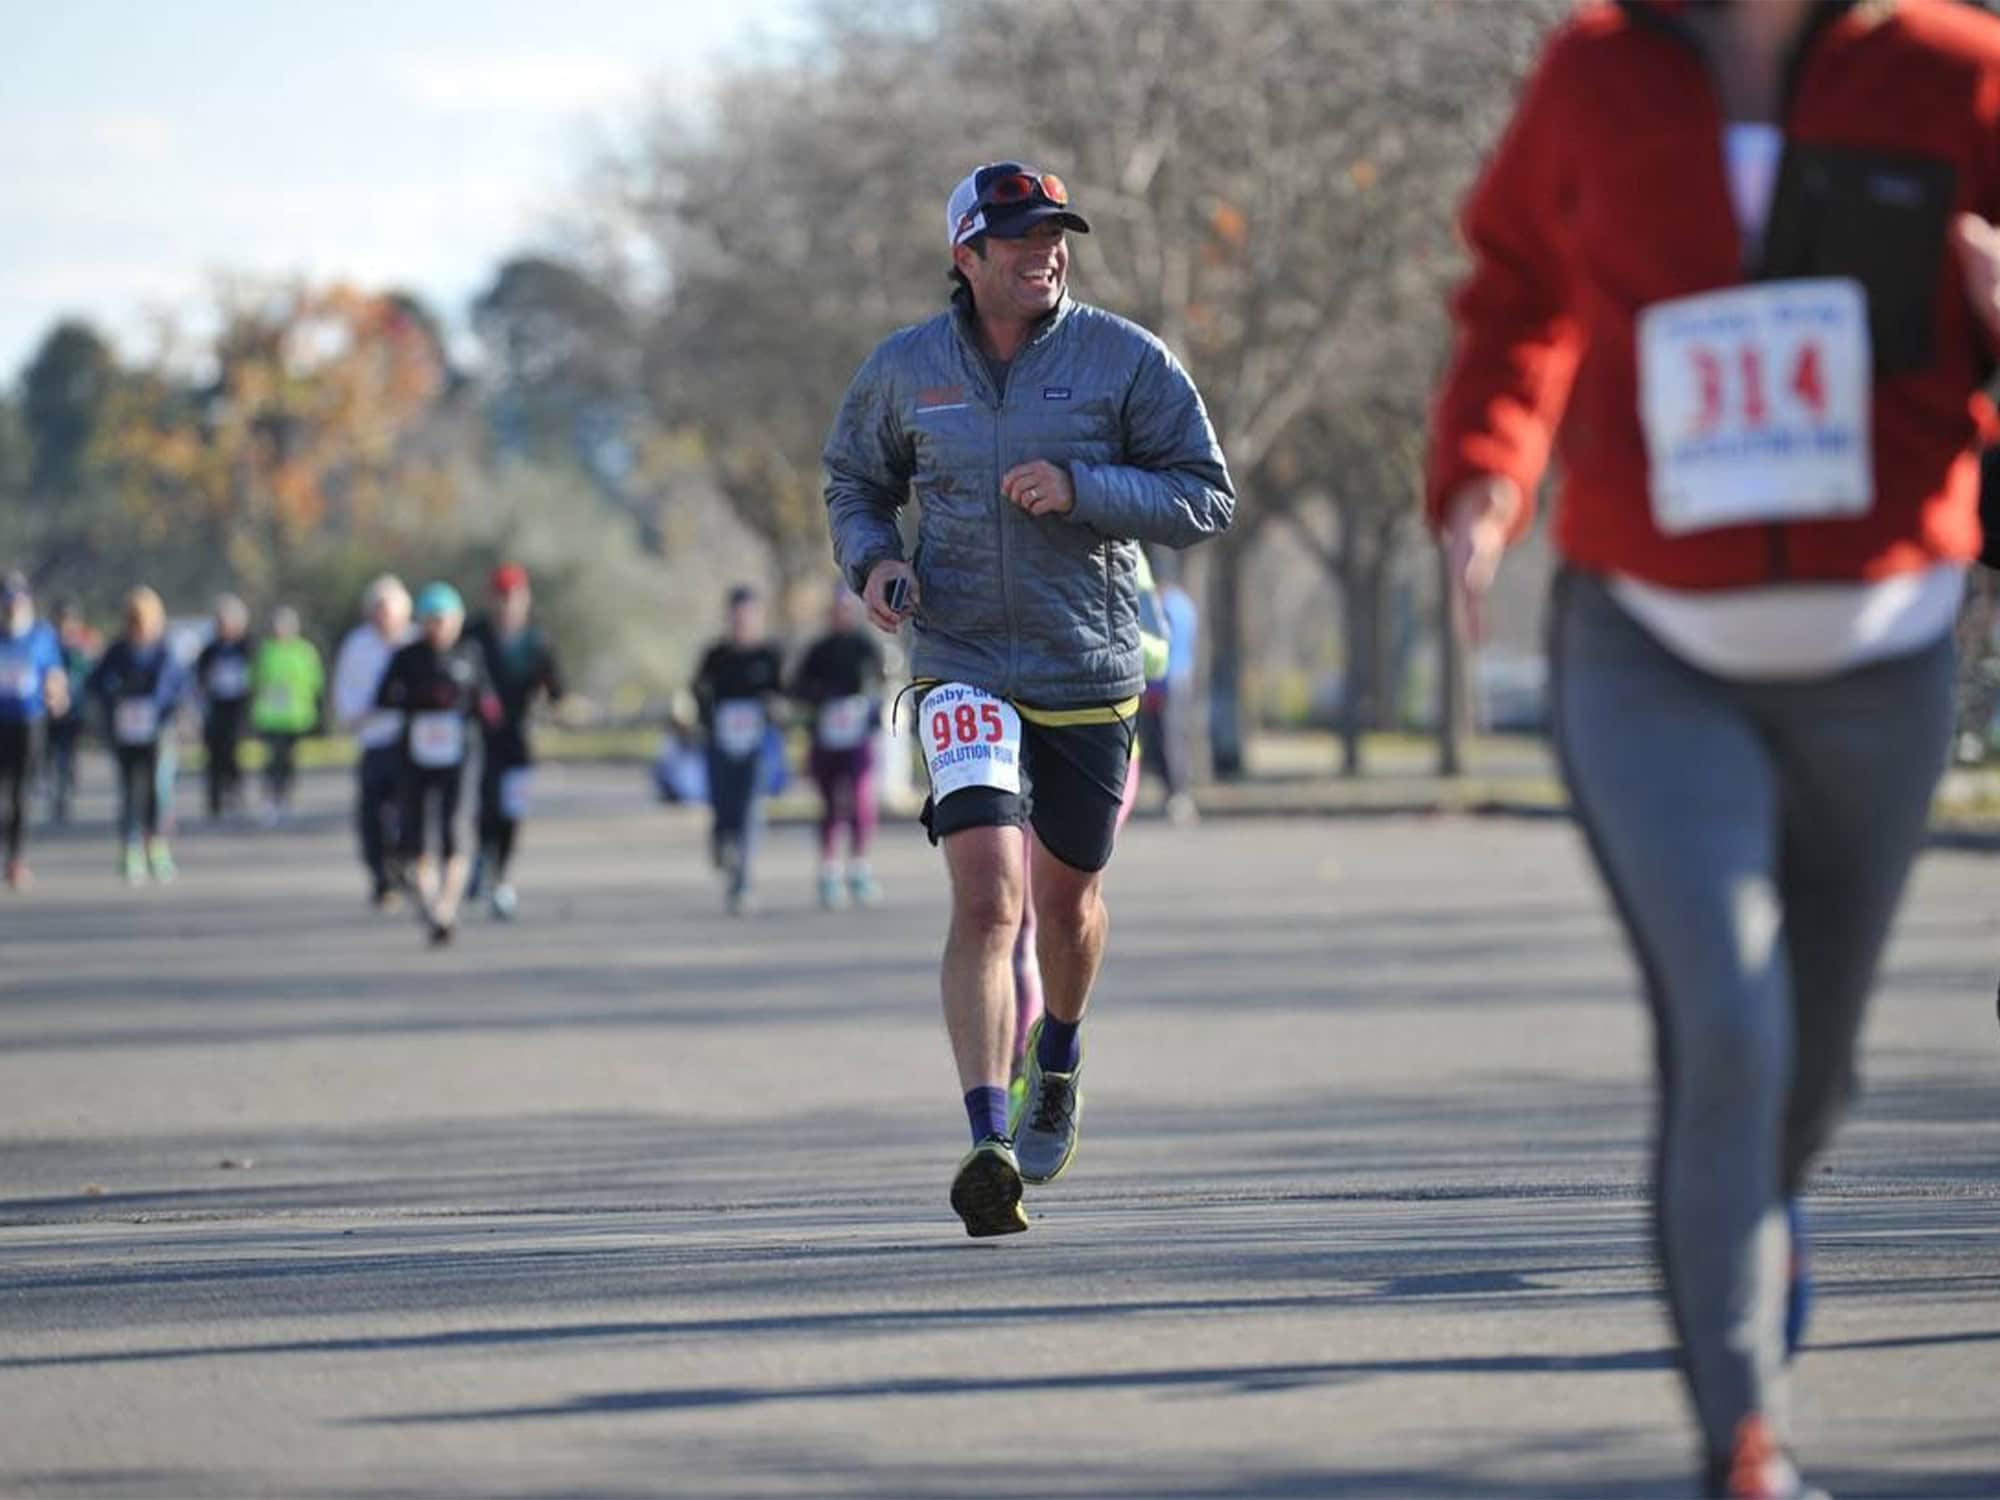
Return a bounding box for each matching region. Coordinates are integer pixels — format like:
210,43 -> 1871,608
955,219 -> 1068,324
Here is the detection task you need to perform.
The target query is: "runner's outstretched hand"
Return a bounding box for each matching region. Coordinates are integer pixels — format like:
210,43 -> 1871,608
1440,475 -> 1521,646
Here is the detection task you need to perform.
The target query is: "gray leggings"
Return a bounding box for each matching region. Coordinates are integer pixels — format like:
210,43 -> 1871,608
1550,571 -> 1952,1459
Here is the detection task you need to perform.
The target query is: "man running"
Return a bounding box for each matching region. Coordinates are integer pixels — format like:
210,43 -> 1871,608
85,587 -> 188,885
332,575 -> 413,908
465,563 -> 563,921
376,583 -> 497,946
0,573 -> 69,890
194,593 -> 255,822
251,606 -> 322,825
692,586 -> 783,916
790,585 -> 887,910
1430,2 -> 2000,1492
825,160 -> 1233,1236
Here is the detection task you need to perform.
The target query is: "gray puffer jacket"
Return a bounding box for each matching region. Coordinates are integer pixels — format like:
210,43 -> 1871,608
823,294 -> 1233,708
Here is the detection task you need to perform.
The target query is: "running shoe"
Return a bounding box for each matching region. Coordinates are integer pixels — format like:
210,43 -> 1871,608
428,917 -> 455,948
1784,1198 -> 1812,1360
122,845 -> 147,886
817,871 -> 844,910
847,867 -> 883,908
1705,1414 -> 1827,1500
949,1135 -> 1028,1238
1007,1067 -> 1028,1125
1010,1017 -> 1083,1185
490,883 -> 518,922
149,843 -> 177,883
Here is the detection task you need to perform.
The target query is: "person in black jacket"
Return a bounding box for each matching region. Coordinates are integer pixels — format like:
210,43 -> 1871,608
790,585 -> 886,909
376,583 -> 497,946
194,594 -> 255,821
464,563 -> 563,921
692,585 -> 783,915
85,587 -> 189,884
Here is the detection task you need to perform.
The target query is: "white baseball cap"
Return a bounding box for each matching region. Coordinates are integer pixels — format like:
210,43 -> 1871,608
947,161 -> 1092,249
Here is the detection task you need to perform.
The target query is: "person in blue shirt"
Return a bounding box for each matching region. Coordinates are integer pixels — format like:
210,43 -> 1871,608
1138,565 -> 1200,824
85,586 -> 190,885
0,572 -> 70,890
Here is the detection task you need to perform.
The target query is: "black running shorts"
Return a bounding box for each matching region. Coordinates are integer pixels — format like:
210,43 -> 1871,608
921,704 -> 1134,873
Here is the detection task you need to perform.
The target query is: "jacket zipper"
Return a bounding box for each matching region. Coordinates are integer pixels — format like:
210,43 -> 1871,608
1628,0 -> 1852,584
995,378 -> 1017,699
954,299 -> 1068,700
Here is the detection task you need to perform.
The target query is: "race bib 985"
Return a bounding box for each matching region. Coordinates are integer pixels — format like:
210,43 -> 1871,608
921,683 -> 1021,800
1638,277 -> 1874,536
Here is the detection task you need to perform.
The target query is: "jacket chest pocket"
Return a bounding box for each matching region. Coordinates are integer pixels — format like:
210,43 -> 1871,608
1021,394 -> 1120,467
1758,145 -> 1958,376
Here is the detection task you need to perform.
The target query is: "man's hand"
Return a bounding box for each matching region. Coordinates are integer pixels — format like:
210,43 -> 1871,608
862,559 -> 919,633
1002,460 -> 1075,518
1954,213 -> 2000,350
1441,475 -> 1522,645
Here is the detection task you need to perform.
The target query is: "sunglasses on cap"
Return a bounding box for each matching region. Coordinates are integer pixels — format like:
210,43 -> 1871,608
978,170 -> 1070,211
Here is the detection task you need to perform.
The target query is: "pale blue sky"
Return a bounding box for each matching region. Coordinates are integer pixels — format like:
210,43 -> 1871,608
2,0 -> 801,377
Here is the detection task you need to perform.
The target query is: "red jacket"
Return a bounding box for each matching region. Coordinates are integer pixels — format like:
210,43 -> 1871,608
1426,0 -> 2000,587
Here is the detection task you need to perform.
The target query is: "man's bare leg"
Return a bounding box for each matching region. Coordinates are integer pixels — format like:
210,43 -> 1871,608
1029,836 -> 1107,1027
941,824 -> 1025,1094
941,822 -> 1030,1236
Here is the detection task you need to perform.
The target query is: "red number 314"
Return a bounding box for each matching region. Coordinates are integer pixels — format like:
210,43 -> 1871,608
931,702 -> 1006,753
1691,340 -> 1827,433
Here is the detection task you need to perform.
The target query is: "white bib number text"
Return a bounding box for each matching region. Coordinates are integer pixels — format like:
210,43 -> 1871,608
816,695 -> 873,751
1638,277 -> 1873,536
114,698 -> 159,745
714,700 -> 765,759
409,711 -> 465,768
921,684 -> 1021,801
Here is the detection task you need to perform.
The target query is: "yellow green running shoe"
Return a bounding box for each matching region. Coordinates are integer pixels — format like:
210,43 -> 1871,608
1009,1018 -> 1083,1185
949,1135 -> 1028,1238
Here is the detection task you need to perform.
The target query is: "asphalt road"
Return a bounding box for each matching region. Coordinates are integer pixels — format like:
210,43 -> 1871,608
1,764 -> 1995,1499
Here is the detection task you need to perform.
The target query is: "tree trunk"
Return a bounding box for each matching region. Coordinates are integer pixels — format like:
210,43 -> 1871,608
1207,536 -> 1247,781
1436,543 -> 1465,778
1337,541 -> 1365,777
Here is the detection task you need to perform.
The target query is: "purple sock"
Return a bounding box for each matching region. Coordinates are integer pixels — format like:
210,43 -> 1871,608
1037,1015 -> 1081,1073
964,1086 -> 1010,1145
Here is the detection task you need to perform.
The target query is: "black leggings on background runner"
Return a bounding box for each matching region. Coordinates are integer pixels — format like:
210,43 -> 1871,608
706,747 -> 760,897
357,745 -> 400,895
45,716 -> 79,822
205,713 -> 245,817
477,729 -> 530,877
399,764 -> 465,863
0,720 -> 39,864
263,734 -> 300,809
115,743 -> 162,844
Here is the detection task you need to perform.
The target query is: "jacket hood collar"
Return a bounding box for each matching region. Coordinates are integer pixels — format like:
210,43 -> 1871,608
949,286 -> 1075,352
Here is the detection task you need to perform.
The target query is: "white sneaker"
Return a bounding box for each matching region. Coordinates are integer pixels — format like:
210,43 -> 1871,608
490,883 -> 518,922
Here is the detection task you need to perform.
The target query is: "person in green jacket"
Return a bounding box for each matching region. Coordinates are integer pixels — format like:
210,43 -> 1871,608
251,606 -> 323,824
